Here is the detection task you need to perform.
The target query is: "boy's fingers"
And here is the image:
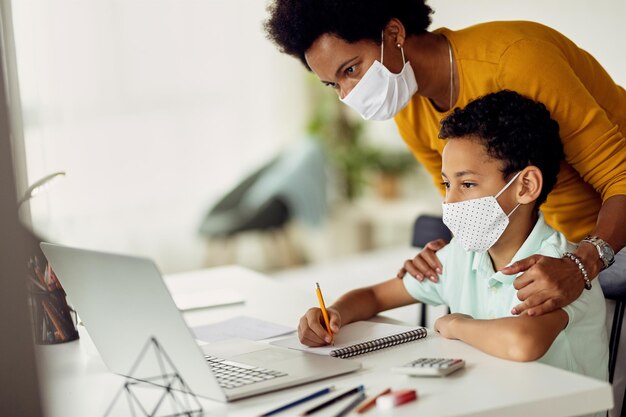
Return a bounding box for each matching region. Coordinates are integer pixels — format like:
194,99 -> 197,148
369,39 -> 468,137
304,309 -> 332,341
300,333 -> 327,347
298,318 -> 326,346
329,313 -> 341,333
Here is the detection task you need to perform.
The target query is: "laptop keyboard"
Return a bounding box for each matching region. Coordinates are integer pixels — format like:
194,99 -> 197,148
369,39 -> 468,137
205,356 -> 288,390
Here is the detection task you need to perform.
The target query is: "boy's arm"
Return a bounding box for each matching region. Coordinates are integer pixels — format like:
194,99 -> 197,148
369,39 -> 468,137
299,277 -> 424,346
331,278 -> 417,325
436,310 -> 568,362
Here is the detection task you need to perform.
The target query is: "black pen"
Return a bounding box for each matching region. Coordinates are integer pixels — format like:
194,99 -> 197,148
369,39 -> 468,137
258,386 -> 335,417
333,391 -> 366,417
301,385 -> 364,416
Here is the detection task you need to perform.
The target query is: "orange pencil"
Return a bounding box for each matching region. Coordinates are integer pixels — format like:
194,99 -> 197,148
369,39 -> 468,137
356,388 -> 392,414
315,282 -> 333,342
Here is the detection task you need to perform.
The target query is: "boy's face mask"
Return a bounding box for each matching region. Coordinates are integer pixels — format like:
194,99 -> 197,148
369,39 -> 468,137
340,33 -> 418,121
441,171 -> 522,253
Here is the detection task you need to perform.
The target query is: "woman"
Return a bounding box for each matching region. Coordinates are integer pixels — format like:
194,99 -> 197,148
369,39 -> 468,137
264,0 -> 626,317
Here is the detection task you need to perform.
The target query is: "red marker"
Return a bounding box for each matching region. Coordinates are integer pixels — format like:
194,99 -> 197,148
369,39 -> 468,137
376,389 -> 418,410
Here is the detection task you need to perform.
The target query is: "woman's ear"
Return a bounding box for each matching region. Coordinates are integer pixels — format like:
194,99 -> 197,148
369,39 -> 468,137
517,166 -> 543,205
384,18 -> 406,47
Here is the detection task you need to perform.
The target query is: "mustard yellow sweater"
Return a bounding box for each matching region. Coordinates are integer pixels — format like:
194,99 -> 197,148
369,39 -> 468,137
395,21 -> 626,242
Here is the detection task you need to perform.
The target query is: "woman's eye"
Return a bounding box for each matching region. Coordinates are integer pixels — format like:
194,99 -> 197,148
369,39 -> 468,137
461,182 -> 476,189
345,65 -> 357,75
323,82 -> 338,89
440,181 -> 450,189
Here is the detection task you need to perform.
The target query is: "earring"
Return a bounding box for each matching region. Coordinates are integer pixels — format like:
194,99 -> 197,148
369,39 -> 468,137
396,43 -> 402,48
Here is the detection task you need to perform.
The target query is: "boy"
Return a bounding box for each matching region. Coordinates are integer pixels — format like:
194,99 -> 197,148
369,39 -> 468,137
298,91 -> 608,393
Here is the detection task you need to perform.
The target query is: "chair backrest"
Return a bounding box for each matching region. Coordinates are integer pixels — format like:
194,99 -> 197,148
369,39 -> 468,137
411,215 -> 452,248
411,215 -> 452,328
599,252 -> 626,417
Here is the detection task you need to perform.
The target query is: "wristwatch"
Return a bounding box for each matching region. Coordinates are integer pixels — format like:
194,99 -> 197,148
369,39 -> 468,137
581,235 -> 615,270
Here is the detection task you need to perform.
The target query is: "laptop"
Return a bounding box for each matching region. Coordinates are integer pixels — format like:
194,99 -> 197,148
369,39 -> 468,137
40,243 -> 360,401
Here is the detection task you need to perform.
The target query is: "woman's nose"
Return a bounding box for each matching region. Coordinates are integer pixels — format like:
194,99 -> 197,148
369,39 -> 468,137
339,79 -> 359,100
339,86 -> 351,100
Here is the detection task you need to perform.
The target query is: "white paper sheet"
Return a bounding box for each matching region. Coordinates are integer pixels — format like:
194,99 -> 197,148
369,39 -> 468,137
171,288 -> 245,311
192,316 -> 295,342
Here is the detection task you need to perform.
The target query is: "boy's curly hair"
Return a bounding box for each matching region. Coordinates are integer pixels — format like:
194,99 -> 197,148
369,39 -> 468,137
439,90 -> 564,208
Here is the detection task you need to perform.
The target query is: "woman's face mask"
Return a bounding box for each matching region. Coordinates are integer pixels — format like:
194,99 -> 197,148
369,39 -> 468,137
442,171 -> 523,253
340,33 -> 418,121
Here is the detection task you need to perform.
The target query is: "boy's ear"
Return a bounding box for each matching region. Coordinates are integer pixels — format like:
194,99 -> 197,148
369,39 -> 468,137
517,166 -> 543,204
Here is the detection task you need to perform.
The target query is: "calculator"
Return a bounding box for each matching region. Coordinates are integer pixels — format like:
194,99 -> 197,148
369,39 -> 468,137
392,358 -> 465,377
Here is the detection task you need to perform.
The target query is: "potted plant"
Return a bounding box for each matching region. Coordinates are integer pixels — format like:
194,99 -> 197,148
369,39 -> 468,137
367,150 -> 417,200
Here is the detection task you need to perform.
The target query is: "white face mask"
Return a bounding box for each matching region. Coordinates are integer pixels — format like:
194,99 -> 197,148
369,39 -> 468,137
442,171 -> 523,253
340,34 -> 418,121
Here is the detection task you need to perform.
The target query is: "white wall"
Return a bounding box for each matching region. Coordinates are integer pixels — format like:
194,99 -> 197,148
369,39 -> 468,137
366,0 -> 626,148
429,0 -> 626,85
12,1 -> 309,272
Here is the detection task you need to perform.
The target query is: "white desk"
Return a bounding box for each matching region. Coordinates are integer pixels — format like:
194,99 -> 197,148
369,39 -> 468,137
37,265 -> 613,417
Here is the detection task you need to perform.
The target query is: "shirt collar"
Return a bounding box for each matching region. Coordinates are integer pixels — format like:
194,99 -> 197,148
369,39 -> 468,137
469,214 -> 554,286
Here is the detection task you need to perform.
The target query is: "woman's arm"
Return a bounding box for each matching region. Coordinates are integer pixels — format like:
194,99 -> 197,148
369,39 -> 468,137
435,310 -> 568,361
504,194 -> 626,316
497,37 -> 626,316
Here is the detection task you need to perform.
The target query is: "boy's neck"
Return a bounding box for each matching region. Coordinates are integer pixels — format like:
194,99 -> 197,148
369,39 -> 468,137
488,208 -> 539,271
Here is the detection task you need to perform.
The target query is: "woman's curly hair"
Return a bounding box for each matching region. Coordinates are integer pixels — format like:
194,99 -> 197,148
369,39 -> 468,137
439,90 -> 564,208
264,0 -> 433,69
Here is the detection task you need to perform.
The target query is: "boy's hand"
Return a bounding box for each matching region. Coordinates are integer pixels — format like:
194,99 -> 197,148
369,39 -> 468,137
298,307 -> 342,347
397,239 -> 448,282
501,254 -> 585,317
435,313 -> 472,339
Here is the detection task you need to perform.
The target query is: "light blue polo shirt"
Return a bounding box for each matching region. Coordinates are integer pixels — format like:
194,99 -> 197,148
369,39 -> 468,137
403,214 -> 608,386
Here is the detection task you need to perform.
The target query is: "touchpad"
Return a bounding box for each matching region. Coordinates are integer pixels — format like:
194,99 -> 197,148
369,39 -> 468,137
231,348 -> 302,365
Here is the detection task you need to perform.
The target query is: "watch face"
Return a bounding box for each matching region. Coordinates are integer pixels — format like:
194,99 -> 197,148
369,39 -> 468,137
601,245 -> 614,260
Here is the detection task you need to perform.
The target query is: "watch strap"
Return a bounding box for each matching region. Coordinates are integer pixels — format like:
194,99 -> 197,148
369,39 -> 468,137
581,235 -> 615,270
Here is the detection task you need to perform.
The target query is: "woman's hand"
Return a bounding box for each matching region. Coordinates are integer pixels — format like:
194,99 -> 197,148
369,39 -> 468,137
435,313 -> 472,339
501,254 -> 585,316
397,239 -> 448,282
297,307 -> 342,346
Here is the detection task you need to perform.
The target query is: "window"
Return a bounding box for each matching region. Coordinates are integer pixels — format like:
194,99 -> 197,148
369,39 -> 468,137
11,1 -> 309,272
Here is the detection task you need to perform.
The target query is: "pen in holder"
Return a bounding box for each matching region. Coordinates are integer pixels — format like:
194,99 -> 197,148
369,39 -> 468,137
27,256 -> 79,344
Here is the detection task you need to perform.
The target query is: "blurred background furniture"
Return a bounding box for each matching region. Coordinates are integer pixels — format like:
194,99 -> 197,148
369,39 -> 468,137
411,215 -> 452,328
199,139 -> 326,270
599,254 -> 626,417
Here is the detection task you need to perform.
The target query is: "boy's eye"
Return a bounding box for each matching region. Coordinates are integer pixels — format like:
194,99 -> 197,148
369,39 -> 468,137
323,81 -> 338,89
345,65 -> 357,75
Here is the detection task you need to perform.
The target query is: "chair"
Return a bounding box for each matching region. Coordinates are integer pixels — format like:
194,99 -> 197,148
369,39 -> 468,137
599,252 -> 626,417
198,157 -> 290,238
199,139 -> 326,270
411,215 -> 452,327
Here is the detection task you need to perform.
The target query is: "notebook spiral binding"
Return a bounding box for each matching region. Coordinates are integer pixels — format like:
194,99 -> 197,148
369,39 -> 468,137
330,328 -> 427,359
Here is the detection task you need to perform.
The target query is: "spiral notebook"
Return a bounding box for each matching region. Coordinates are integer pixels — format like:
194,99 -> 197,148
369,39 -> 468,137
270,321 -> 427,359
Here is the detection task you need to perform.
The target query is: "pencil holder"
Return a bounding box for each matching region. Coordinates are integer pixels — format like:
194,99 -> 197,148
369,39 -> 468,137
27,257 -> 79,344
